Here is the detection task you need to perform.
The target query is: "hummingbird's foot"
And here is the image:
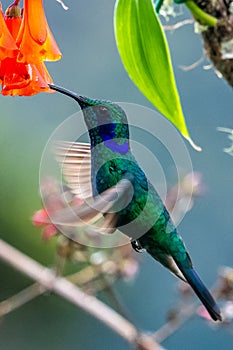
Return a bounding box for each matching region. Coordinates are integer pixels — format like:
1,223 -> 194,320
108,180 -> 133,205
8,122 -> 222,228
131,239 -> 143,253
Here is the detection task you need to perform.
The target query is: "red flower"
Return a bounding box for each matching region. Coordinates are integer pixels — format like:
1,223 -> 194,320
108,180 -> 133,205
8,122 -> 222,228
0,0 -> 61,96
32,208 -> 58,240
16,0 -> 62,63
0,7 -> 18,59
0,58 -> 53,96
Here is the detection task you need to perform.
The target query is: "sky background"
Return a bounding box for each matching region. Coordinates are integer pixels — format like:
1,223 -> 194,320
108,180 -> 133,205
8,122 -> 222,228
0,1 -> 232,349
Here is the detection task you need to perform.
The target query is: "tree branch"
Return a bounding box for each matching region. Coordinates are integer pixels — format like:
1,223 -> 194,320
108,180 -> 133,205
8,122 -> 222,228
194,0 -> 233,87
0,239 -> 163,350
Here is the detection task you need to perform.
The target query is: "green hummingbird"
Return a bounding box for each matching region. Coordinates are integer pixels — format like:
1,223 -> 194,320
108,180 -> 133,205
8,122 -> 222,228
48,84 -> 221,322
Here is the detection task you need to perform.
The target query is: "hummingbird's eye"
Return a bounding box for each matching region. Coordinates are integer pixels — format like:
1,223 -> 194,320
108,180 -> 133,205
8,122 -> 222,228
96,105 -> 110,117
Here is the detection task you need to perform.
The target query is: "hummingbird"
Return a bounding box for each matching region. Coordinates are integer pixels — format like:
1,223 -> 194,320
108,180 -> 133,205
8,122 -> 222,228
48,84 -> 221,322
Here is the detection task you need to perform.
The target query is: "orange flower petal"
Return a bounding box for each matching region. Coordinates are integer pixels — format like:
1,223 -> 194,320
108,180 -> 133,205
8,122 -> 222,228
0,1 -> 59,96
26,0 -> 47,44
16,0 -> 62,63
30,61 -> 54,89
0,10 -> 18,59
0,57 -> 31,90
1,61 -> 54,96
5,16 -> 22,41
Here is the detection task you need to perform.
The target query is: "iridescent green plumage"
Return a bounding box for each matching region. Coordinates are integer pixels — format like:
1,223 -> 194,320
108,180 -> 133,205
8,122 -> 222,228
49,84 -> 221,322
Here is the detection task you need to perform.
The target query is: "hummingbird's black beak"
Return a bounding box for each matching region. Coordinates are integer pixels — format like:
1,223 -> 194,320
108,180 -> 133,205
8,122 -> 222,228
48,84 -> 89,108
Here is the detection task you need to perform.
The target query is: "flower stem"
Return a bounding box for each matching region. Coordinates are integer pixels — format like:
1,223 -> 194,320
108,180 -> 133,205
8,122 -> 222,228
185,1 -> 217,27
12,0 -> 21,5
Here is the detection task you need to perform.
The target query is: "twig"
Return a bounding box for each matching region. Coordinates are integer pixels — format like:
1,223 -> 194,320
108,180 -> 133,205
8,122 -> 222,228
56,0 -> 69,10
164,19 -> 194,31
68,265 -> 130,318
179,54 -> 205,71
0,239 -> 163,350
152,303 -> 196,343
100,272 -> 132,321
67,265 -> 100,285
0,283 -> 46,317
152,283 -> 220,343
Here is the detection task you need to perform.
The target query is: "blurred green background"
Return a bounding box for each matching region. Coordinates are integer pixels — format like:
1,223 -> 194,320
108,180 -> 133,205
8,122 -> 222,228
0,0 -> 232,349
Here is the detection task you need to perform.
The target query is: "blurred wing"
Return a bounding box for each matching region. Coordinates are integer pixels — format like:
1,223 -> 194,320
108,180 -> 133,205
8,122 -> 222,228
54,141 -> 92,199
48,177 -> 133,233
53,141 -> 133,234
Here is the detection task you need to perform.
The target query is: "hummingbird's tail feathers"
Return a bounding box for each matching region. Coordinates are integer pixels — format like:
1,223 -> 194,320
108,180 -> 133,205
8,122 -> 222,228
141,245 -> 187,282
177,265 -> 222,321
165,256 -> 186,282
154,250 -> 187,282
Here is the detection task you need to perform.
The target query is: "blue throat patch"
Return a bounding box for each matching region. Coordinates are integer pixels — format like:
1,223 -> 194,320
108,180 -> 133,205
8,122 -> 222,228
104,139 -> 129,154
90,123 -> 129,154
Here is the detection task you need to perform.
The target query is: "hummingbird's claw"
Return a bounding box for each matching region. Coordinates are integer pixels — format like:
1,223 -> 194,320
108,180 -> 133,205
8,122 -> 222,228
131,239 -> 143,253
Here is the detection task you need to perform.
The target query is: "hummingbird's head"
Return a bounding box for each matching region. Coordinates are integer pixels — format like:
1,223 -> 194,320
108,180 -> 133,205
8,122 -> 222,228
49,84 -> 130,144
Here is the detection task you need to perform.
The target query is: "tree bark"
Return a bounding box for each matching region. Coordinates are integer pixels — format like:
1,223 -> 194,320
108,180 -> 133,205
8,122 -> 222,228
194,0 -> 233,87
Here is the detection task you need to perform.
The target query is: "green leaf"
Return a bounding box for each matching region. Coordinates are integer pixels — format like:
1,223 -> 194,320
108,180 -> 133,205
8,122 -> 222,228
114,0 -> 201,151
